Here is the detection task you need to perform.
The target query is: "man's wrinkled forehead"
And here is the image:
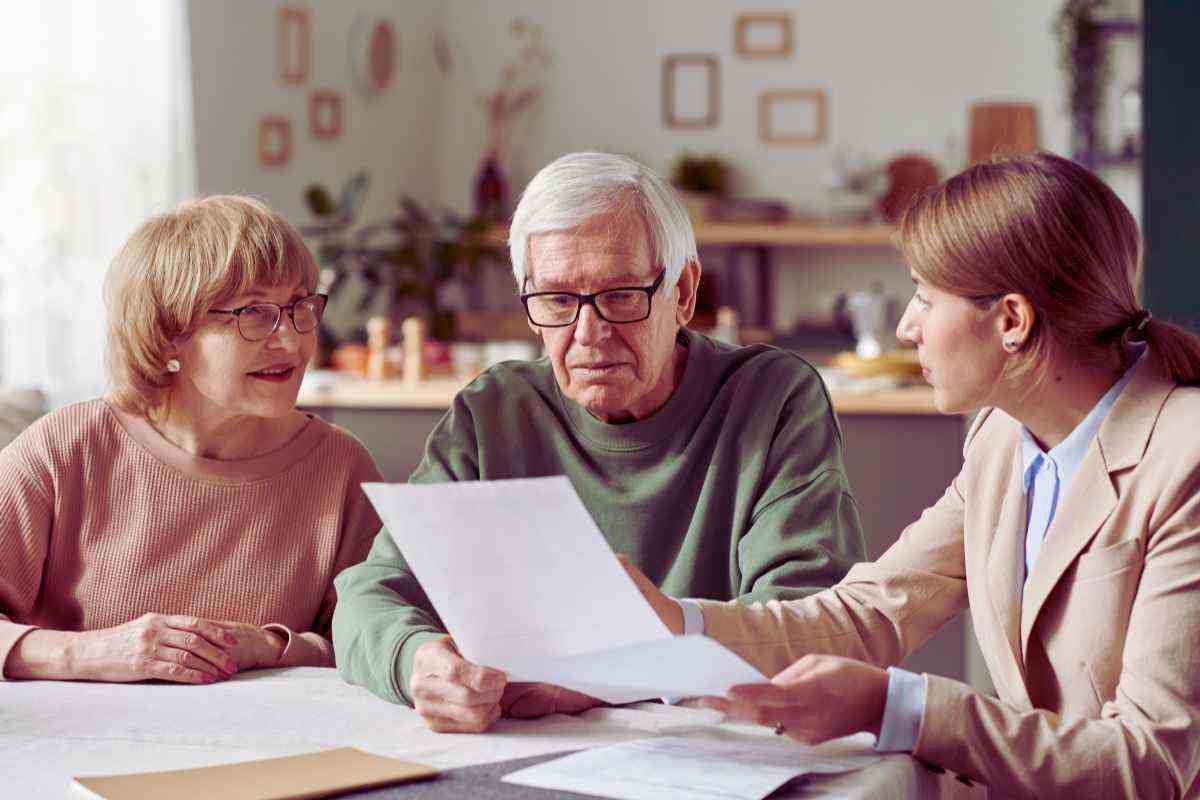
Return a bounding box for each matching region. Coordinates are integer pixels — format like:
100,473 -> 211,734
526,213 -> 655,290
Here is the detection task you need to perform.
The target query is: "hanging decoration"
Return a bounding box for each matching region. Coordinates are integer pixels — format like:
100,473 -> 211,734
348,15 -> 396,97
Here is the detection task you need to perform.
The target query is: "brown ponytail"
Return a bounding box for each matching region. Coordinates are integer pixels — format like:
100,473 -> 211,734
1141,320 -> 1200,385
900,153 -> 1200,388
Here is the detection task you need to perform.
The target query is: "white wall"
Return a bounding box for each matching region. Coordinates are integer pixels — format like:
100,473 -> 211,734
187,0 -> 444,224
435,0 -> 1078,328
183,1 -> 1138,332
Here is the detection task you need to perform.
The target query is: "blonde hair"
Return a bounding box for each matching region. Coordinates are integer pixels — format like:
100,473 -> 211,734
900,153 -> 1200,389
104,195 -> 319,415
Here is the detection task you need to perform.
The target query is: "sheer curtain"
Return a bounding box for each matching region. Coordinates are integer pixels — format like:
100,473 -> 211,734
0,1 -> 196,408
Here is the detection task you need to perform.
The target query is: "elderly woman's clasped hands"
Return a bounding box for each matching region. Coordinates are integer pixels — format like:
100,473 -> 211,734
24,613 -> 287,685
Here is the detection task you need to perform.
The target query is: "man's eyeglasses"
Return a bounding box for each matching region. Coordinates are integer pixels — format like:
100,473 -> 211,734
208,293 -> 328,342
521,271 -> 666,327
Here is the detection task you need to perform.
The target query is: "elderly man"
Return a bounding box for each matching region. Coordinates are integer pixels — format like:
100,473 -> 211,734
333,152 -> 866,732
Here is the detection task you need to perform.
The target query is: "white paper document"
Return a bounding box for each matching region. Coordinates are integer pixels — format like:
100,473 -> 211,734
502,734 -> 882,800
362,477 -> 767,703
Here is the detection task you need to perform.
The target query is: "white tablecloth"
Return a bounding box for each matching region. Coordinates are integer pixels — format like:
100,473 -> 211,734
0,667 -> 979,798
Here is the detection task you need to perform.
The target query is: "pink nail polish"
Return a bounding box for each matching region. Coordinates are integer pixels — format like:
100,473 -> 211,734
203,674 -> 215,684
224,634 -> 237,645
229,662 -> 239,674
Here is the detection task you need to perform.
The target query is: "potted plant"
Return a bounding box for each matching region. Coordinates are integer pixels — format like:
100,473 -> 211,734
302,173 -> 508,349
669,152 -> 730,221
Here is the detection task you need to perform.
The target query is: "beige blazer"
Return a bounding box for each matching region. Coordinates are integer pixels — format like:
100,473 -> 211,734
697,358 -> 1200,799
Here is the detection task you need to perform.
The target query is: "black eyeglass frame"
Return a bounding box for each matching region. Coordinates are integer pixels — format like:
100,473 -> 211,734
207,293 -> 329,342
520,270 -> 667,328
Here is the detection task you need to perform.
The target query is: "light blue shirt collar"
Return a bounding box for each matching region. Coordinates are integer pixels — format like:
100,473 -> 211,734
1020,345 -> 1146,491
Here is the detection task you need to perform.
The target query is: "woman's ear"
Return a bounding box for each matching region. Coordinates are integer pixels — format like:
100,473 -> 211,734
997,293 -> 1036,350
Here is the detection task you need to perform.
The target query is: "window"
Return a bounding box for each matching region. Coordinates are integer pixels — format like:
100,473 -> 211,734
0,1 -> 196,406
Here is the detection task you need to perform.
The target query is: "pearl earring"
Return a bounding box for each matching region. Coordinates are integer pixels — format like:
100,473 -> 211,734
166,358 -> 181,373
1003,339 -> 1018,352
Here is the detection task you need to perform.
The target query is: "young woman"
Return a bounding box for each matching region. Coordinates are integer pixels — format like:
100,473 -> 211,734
1,196 -> 382,684
626,153 -> 1200,798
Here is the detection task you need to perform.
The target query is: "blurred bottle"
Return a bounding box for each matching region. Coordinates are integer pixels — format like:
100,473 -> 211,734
474,151 -> 507,220
846,282 -> 889,359
711,306 -> 740,346
366,316 -> 395,380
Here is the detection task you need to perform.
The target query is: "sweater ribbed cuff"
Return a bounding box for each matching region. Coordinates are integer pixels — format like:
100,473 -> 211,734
396,630 -> 448,706
262,623 -> 333,668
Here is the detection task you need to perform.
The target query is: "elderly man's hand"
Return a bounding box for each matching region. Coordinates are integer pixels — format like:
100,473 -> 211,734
617,554 -> 683,635
500,682 -> 606,719
702,654 -> 888,744
410,636 -> 507,733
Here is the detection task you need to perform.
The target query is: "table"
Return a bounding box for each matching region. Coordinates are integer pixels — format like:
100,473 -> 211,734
0,668 -> 980,799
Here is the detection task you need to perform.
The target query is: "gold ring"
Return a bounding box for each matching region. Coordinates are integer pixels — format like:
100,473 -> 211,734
773,722 -> 786,736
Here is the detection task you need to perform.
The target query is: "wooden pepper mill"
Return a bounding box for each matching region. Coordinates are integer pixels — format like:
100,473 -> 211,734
401,316 -> 426,386
366,316 -> 395,381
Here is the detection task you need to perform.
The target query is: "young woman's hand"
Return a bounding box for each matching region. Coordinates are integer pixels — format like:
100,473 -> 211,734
703,654 -> 889,744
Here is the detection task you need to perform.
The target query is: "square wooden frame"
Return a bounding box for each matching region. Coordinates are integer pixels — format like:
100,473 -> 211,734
309,90 -> 343,140
278,6 -> 310,85
758,89 -> 827,144
258,116 -> 292,166
734,14 -> 793,59
662,54 -> 720,129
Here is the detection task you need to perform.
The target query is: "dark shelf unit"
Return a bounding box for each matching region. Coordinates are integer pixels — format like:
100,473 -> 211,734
1063,10 -> 1142,169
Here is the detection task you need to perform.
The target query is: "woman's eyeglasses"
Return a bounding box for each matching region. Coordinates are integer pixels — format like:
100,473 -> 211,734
208,293 -> 328,342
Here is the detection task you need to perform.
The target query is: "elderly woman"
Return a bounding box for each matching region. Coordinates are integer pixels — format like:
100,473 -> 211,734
627,154 -> 1200,797
0,195 -> 382,684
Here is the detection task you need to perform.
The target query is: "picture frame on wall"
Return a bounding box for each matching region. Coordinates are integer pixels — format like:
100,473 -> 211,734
758,89 -> 828,144
278,6 -> 310,85
734,13 -> 793,59
662,54 -> 720,129
258,116 -> 293,166
309,90 -> 343,140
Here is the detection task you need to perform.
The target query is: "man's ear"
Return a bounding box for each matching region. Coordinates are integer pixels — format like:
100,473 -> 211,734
674,259 -> 701,327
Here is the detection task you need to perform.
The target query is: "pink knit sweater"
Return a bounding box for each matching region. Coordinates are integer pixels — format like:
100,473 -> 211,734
0,399 -> 383,677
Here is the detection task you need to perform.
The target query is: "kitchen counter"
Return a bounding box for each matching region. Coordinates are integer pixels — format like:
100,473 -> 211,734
298,377 -> 941,415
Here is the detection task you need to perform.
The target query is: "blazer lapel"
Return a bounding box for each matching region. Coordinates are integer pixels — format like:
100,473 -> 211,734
1018,358 -> 1174,657
985,456 -> 1032,701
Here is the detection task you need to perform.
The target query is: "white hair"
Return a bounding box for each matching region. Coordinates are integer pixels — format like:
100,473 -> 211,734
508,152 -> 698,291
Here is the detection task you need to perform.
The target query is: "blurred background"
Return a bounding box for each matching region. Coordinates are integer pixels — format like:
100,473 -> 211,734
1,0 -> 1194,687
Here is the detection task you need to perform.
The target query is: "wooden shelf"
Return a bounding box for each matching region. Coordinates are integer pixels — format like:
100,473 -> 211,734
487,220 -> 898,249
693,220 -> 897,248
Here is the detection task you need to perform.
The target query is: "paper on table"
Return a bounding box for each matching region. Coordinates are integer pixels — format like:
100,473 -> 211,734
502,734 -> 882,800
71,747 -> 435,800
362,477 -> 767,703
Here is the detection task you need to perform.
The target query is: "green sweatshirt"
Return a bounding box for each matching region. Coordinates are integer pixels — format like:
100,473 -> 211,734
332,328 -> 866,705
